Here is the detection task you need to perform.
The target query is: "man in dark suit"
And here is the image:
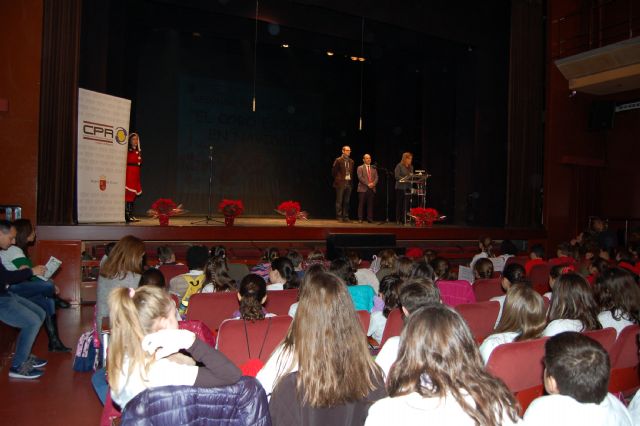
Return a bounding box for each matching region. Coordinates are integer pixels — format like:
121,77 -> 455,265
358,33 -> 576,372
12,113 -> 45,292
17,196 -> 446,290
332,146 -> 354,222
356,154 -> 378,223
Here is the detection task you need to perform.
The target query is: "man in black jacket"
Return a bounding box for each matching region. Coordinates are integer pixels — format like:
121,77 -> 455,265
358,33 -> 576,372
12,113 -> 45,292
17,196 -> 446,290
0,220 -> 48,379
332,146 -> 354,222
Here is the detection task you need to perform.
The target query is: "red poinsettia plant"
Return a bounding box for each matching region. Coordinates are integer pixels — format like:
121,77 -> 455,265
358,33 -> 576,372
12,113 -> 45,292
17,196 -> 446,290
409,207 -> 440,221
276,201 -> 309,220
147,198 -> 185,218
218,199 -> 244,218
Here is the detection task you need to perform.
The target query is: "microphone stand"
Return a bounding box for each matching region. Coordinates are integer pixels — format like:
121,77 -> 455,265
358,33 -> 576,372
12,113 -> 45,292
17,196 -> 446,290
192,146 -> 224,225
376,166 -> 392,225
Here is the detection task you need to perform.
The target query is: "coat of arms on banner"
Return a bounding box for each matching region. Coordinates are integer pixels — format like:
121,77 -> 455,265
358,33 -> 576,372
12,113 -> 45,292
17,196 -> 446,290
99,176 -> 107,191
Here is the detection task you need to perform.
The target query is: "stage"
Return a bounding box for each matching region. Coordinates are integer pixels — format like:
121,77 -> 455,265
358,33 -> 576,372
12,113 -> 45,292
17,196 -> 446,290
37,216 -> 546,243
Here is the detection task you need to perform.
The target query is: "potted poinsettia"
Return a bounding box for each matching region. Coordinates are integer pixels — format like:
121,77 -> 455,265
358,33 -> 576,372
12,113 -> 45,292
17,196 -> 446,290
409,207 -> 440,228
147,198 -> 185,226
218,199 -> 244,226
277,201 -> 302,226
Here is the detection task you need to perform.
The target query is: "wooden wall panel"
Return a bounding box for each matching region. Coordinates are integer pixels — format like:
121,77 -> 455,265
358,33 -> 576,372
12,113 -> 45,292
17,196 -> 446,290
0,0 -> 42,220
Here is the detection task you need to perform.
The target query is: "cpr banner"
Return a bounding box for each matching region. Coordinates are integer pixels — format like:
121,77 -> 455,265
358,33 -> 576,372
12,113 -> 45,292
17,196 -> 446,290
77,88 -> 131,223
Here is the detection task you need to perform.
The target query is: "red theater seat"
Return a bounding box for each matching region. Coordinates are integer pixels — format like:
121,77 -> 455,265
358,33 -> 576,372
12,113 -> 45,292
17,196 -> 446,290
486,337 -> 549,414
186,292 -> 239,332
379,309 -> 404,348
216,315 -> 292,368
608,324 -> 640,394
455,301 -> 500,343
263,289 -> 298,316
473,278 -> 503,302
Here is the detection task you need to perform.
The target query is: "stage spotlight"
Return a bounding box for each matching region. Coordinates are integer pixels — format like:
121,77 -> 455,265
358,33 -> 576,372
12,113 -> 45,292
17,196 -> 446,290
350,56 -> 358,61
326,51 -> 334,56
358,57 -> 365,62
281,43 -> 289,48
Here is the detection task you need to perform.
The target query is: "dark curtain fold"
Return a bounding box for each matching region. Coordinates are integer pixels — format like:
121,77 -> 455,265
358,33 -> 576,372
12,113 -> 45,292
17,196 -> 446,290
37,0 -> 82,224
505,0 -> 545,227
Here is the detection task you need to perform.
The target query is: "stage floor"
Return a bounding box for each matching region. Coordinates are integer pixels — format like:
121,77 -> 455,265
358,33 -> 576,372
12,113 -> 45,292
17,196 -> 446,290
37,216 -> 546,243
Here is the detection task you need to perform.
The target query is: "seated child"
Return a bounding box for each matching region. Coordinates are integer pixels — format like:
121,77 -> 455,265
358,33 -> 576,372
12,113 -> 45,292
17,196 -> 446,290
524,332 -> 632,425
548,242 -> 576,266
525,244 -> 546,275
368,274 -> 403,344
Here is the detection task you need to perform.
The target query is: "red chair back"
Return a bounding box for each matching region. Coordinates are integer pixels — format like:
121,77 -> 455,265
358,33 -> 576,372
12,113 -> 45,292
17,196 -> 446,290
186,292 -> 239,332
263,289 -> 299,316
455,301 -> 501,343
357,310 -> 370,334
529,263 -> 551,295
436,280 -> 476,306
486,337 -> 549,413
473,278 -> 503,302
379,309 -> 404,348
608,324 -> 640,393
158,264 -> 189,284
505,256 -> 528,268
216,315 -> 292,368
583,328 -> 616,354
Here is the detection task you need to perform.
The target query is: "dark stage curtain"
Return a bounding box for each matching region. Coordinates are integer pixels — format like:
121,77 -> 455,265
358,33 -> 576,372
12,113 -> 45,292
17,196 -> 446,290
37,0 -> 82,224
505,0 -> 545,227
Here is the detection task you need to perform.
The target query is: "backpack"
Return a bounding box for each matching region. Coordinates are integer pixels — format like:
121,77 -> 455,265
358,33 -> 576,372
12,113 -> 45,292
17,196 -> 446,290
73,329 -> 99,372
239,318 -> 271,377
178,273 -> 206,315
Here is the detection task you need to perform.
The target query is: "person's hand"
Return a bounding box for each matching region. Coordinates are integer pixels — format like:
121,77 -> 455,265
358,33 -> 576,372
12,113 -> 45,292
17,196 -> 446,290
141,329 -> 196,359
31,265 -> 47,277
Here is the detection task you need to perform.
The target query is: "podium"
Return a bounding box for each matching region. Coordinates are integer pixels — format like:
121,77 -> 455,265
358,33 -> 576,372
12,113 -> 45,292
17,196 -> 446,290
399,171 -> 430,224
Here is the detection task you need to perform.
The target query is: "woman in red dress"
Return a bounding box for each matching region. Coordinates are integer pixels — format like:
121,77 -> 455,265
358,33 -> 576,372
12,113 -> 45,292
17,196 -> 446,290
125,133 -> 142,222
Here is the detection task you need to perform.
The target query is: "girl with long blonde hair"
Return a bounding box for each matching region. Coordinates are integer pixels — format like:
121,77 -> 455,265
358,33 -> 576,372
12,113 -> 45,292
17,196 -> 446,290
258,271 -> 386,425
96,235 -> 146,329
107,285 -> 240,408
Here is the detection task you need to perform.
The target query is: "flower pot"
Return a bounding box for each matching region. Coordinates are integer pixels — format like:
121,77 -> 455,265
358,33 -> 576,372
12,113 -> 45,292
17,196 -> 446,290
415,217 -> 433,228
224,216 -> 235,226
285,215 -> 297,227
158,214 -> 170,226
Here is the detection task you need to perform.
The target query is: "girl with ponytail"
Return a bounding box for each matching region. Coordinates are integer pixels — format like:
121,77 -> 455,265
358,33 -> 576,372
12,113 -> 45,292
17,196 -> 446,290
232,274 -> 272,320
267,257 -> 300,291
107,286 -> 241,408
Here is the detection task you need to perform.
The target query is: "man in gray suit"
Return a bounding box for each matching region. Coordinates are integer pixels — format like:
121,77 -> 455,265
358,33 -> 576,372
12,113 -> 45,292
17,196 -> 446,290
332,146 -> 355,222
356,153 -> 378,223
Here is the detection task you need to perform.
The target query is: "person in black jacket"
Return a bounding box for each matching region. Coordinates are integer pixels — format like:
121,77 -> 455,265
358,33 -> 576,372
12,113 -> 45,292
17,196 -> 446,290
332,146 -> 355,222
0,220 -> 48,379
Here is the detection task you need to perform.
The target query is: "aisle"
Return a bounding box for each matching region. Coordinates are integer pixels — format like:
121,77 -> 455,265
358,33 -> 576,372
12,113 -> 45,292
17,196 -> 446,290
0,306 -> 102,426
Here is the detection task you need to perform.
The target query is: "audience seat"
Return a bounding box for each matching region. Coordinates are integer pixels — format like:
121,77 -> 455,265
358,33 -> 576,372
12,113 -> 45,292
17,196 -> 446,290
379,309 -> 404,348
529,263 -> 551,295
583,327 -> 616,355
357,310 -> 370,335
186,292 -> 239,332
263,289 -> 298,316
455,301 -> 500,343
473,278 -> 503,302
158,263 -> 189,284
436,280 -> 476,306
486,337 -> 549,414
216,316 -> 292,368
608,324 -> 640,394
505,256 -> 528,268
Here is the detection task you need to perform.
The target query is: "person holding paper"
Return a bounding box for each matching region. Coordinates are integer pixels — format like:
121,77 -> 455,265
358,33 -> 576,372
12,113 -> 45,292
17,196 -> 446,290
0,220 -> 70,352
332,145 -> 354,222
125,132 -> 142,222
357,154 -> 378,223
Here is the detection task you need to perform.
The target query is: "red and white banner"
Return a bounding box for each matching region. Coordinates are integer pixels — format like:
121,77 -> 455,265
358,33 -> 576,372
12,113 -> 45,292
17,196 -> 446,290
77,88 -> 131,223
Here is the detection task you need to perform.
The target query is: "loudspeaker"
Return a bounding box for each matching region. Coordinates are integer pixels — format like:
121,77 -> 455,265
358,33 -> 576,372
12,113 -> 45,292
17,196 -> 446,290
326,233 -> 398,260
588,101 -> 615,130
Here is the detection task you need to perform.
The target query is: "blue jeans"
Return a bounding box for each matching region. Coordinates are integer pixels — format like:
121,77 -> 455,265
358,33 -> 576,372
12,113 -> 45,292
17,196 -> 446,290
9,279 -> 55,316
0,293 -> 45,368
